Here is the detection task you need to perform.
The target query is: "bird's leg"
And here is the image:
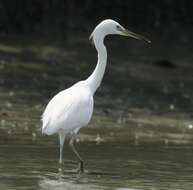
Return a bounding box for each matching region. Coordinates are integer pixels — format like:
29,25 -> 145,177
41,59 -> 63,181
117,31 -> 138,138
69,135 -> 84,173
59,134 -> 65,165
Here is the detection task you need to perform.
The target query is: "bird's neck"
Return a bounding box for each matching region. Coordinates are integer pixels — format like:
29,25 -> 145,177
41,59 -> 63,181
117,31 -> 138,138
86,35 -> 107,95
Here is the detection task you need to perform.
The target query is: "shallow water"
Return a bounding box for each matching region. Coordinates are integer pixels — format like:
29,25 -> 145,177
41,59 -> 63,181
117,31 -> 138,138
1,36 -> 193,189
0,143 -> 193,190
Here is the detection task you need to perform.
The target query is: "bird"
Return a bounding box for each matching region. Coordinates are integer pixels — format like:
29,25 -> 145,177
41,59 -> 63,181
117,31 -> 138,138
41,19 -> 150,173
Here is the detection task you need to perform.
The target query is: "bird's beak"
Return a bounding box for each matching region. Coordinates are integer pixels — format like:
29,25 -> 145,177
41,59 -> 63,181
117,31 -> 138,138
121,28 -> 151,44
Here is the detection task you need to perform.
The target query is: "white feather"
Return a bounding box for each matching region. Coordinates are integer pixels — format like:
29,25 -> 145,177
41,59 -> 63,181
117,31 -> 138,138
40,19 -> 149,170
42,81 -> 93,135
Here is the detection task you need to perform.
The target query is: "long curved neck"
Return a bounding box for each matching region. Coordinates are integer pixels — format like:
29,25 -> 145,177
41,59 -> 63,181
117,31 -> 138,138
86,34 -> 107,95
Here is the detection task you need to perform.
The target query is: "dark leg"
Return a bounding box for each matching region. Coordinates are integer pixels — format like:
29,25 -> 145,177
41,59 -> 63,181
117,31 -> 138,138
69,136 -> 84,173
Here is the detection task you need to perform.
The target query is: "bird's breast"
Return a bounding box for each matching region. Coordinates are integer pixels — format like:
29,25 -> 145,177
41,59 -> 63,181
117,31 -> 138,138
59,88 -> 94,131
73,91 -> 94,127
42,85 -> 94,134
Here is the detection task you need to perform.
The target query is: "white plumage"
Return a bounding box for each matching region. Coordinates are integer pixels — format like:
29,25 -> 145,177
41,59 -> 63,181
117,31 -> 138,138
42,81 -> 93,136
41,19 -> 150,173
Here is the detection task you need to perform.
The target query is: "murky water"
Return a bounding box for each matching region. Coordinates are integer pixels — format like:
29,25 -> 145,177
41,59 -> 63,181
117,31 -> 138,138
0,143 -> 193,190
1,36 -> 193,189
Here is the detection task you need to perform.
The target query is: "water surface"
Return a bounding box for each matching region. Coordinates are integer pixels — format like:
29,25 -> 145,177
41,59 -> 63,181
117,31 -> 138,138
1,36 -> 193,189
0,143 -> 193,190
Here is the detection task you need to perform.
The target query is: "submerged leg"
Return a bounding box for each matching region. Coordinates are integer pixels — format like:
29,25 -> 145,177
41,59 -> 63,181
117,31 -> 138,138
69,135 -> 84,173
59,134 -> 65,165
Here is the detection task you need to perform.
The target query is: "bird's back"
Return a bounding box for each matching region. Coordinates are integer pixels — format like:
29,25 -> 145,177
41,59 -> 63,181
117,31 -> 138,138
42,81 -> 93,135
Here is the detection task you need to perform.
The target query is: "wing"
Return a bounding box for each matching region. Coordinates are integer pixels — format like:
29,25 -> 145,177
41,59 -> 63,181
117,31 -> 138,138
42,83 -> 93,135
42,86 -> 75,134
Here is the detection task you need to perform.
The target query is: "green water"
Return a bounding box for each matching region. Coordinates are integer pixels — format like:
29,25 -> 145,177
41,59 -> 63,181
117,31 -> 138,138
0,143 -> 193,190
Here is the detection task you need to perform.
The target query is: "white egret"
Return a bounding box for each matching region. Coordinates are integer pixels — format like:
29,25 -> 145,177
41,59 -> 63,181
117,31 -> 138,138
42,19 -> 150,173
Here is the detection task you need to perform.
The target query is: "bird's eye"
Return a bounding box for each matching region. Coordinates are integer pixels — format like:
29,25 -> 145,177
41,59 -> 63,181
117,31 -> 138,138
116,25 -> 122,31
116,25 -> 121,30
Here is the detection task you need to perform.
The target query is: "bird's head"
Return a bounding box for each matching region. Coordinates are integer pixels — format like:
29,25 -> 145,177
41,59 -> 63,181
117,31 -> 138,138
90,19 -> 151,44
